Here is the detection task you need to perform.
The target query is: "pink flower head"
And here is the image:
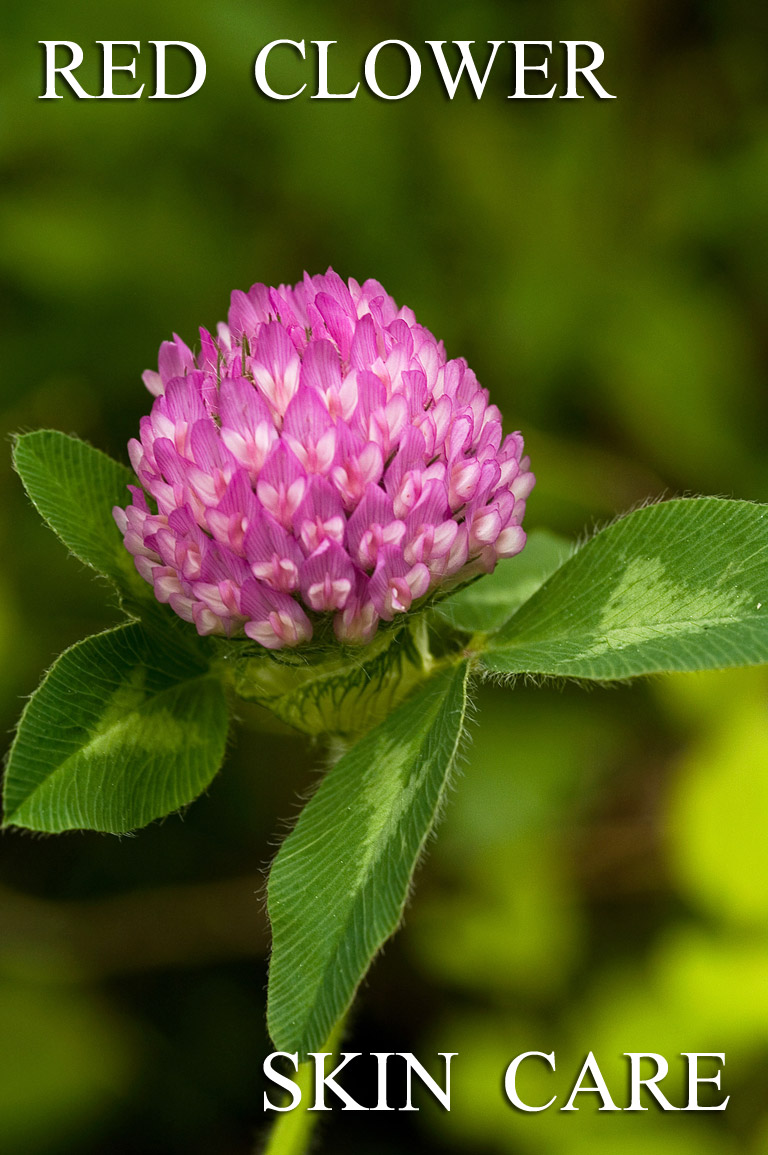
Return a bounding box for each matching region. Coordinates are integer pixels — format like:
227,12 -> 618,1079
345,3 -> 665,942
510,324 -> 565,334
115,270 -> 534,649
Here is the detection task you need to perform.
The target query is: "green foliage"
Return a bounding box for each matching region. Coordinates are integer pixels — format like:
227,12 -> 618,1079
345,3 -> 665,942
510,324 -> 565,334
13,431 -> 138,595
3,622 -> 229,834
267,662 -> 470,1056
482,499 -> 768,680
434,528 -> 573,633
8,422 -> 768,1086
228,620 -> 433,739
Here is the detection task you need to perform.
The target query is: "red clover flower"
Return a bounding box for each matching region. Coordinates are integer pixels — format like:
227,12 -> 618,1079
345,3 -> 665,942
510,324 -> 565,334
114,270 -> 534,648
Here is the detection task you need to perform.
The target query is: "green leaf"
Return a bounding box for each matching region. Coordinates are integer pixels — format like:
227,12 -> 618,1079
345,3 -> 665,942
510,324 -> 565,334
481,498 -> 768,681
3,622 -> 229,834
433,529 -> 573,633
13,430 -> 137,591
267,661 -> 470,1055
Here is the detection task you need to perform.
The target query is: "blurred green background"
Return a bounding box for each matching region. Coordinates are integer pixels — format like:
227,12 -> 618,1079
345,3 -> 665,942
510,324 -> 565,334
2,1 -> 768,1152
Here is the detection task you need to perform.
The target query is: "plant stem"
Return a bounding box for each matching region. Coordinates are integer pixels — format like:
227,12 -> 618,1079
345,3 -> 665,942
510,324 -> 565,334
258,1017 -> 348,1155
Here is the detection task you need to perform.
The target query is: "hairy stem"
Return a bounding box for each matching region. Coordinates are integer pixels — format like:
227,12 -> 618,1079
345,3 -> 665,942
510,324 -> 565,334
259,1016 -> 348,1155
